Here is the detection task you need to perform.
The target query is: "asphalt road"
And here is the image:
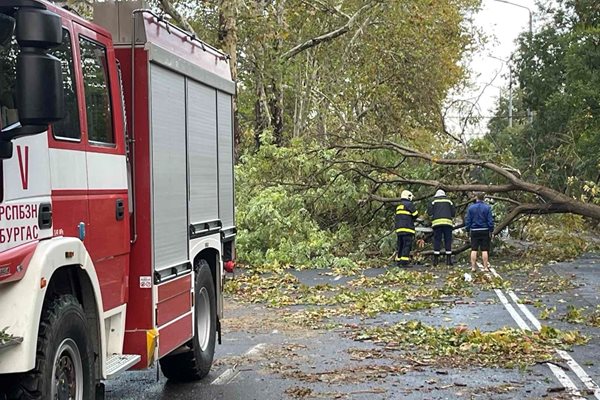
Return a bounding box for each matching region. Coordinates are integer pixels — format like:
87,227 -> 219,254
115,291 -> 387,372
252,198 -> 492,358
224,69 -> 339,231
105,253 -> 600,400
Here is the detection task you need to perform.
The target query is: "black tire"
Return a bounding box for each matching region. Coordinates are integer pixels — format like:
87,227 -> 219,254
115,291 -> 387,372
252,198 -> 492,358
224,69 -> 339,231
2,295 -> 95,400
159,259 -> 217,381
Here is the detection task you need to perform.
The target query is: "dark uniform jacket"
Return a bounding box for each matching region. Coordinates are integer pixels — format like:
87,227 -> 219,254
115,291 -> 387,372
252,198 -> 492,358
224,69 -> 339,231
395,199 -> 418,234
427,196 -> 456,227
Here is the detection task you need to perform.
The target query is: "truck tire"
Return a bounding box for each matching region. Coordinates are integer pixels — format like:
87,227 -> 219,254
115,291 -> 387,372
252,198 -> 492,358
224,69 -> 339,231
5,295 -> 95,400
159,259 -> 217,381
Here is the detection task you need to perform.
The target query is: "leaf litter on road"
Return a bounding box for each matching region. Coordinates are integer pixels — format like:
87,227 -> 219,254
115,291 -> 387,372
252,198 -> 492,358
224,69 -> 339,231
223,261 -> 592,399
350,320 -> 587,369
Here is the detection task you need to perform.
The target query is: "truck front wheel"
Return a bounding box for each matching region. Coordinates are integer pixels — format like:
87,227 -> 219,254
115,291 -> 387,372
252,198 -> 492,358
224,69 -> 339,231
160,259 -> 217,381
6,295 -> 95,400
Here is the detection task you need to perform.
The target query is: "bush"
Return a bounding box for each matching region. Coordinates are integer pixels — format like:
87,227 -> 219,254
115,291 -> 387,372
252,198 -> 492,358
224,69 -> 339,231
235,139 -> 392,269
520,214 -> 597,261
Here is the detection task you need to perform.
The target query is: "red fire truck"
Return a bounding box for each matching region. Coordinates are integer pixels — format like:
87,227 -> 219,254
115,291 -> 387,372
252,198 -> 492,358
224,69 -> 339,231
0,1 -> 236,398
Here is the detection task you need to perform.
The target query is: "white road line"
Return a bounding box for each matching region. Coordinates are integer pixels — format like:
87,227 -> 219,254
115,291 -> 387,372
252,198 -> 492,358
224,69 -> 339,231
493,288 -> 531,331
547,363 -> 587,400
488,267 -> 502,279
556,350 -> 600,400
506,289 -> 600,400
483,263 -> 600,399
211,343 -> 266,385
210,367 -> 240,385
507,290 -> 543,331
245,343 -> 266,357
477,262 -> 598,399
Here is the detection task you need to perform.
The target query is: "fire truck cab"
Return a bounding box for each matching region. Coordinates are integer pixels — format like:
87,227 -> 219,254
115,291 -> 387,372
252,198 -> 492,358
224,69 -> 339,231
0,1 -> 235,398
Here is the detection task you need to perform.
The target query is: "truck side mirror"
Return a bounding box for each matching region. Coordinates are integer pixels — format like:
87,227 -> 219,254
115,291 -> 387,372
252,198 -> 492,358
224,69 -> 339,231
15,8 -> 63,127
15,50 -> 63,128
0,14 -> 15,48
15,8 -> 61,47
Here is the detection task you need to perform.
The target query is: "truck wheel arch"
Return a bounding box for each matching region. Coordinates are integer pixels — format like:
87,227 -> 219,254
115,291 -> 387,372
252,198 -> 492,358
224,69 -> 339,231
194,248 -> 219,286
37,240 -> 106,381
190,237 -> 222,293
0,237 -> 106,377
43,265 -> 103,380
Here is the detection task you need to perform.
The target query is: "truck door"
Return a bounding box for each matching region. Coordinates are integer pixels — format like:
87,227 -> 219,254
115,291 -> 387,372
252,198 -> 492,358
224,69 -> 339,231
74,22 -> 130,312
47,21 -> 89,252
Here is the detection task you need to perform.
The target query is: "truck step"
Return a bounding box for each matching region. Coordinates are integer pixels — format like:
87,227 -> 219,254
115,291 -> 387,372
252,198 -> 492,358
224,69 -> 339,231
0,336 -> 23,351
106,354 -> 141,378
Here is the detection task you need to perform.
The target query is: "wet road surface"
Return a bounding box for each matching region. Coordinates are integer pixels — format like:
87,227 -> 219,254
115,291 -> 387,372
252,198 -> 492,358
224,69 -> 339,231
106,253 -> 600,399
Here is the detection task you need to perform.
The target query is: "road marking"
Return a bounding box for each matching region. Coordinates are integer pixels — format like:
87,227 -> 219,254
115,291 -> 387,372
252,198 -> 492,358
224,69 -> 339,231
210,367 -> 240,385
507,289 -> 600,399
507,290 -> 542,331
245,343 -> 266,357
547,363 -> 586,400
488,267 -> 502,279
211,343 -> 266,385
556,349 -> 600,400
478,263 -> 600,399
493,288 -> 531,330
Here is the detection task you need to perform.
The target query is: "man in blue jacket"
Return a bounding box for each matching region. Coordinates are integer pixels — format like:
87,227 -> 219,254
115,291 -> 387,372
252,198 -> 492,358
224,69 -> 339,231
465,192 -> 494,271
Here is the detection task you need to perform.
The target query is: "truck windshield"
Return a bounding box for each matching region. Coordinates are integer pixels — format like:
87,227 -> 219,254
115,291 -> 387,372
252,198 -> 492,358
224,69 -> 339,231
0,16 -> 18,131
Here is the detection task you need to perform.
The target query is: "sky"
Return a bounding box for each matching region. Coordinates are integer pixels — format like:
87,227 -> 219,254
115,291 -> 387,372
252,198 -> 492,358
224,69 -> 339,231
450,0 -> 537,139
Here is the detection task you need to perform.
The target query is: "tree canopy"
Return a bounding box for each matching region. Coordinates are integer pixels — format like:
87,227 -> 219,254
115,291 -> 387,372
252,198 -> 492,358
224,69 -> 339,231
59,0 -> 599,267
487,0 -> 600,199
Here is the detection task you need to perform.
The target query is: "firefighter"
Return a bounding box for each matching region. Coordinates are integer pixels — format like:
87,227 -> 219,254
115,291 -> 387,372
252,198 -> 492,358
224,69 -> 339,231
395,190 -> 418,267
427,189 -> 456,266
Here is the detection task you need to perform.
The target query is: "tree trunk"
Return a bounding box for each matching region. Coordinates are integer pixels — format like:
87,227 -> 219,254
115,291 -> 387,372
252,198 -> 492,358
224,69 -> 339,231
347,140 -> 600,221
270,0 -> 286,146
218,0 -> 240,157
251,0 -> 271,149
253,58 -> 272,148
334,140 -> 600,256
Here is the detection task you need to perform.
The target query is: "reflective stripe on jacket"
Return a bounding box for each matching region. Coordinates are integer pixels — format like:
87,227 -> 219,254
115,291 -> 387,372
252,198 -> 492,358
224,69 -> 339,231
395,199 -> 418,234
427,196 -> 456,227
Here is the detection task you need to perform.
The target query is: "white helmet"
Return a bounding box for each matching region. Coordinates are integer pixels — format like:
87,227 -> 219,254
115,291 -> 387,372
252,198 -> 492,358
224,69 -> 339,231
400,190 -> 414,201
434,189 -> 446,197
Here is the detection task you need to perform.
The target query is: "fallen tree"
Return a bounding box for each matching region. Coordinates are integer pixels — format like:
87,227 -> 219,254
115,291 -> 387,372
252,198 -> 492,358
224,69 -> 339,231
333,139 -> 600,254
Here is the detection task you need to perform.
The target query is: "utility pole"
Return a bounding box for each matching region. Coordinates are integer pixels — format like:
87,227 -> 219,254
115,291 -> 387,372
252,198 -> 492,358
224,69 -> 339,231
492,0 -> 532,36
491,0 -> 533,123
508,63 -> 513,127
489,55 -> 513,127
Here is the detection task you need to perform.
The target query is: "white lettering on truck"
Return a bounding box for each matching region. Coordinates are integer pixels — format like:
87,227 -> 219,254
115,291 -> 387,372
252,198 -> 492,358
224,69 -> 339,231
0,204 -> 38,221
0,204 -> 41,245
0,225 -> 39,243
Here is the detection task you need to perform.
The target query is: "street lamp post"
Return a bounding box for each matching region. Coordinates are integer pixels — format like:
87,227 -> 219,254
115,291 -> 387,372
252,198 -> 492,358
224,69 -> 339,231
508,65 -> 513,127
492,0 -> 532,38
489,55 -> 513,127
491,0 -> 533,123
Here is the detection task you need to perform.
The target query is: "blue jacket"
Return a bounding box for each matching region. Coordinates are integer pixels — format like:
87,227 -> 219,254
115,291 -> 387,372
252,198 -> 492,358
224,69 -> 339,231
465,200 -> 494,232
